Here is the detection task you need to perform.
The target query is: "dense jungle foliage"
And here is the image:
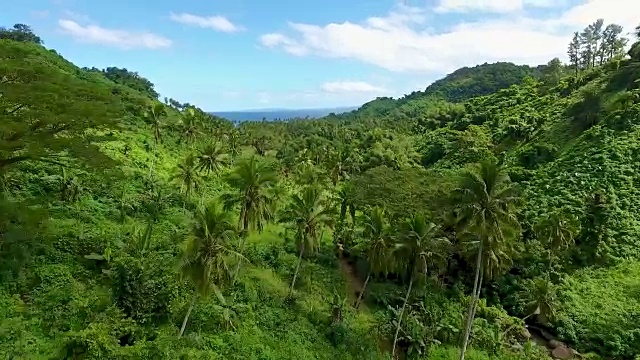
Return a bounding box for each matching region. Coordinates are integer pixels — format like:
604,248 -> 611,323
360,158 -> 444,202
1,20 -> 640,360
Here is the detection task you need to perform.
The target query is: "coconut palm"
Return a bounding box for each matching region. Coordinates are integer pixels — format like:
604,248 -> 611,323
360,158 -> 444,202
455,160 -> 521,360
228,131 -> 241,161
281,186 -> 334,294
178,201 -> 242,337
391,213 -> 451,357
223,156 -> 278,277
224,156 -> 278,234
143,101 -> 166,144
197,142 -> 229,175
536,210 -> 578,269
337,185 -> 357,227
354,207 -> 394,309
180,107 -> 202,145
173,154 -> 202,201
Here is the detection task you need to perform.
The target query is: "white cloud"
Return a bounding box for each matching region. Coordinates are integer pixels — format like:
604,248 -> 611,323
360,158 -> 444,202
259,0 -> 639,74
58,19 -> 172,49
260,33 -> 308,55
434,0 -> 558,13
321,81 -> 387,93
169,13 -> 244,33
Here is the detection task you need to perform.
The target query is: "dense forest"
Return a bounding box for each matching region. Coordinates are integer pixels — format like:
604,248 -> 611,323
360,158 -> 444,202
1,20 -> 640,360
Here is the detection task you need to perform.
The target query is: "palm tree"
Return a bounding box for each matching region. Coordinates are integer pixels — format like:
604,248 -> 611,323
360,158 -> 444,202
524,277 -> 557,326
224,156 -> 278,234
281,186 -> 334,294
143,101 -> 166,144
173,154 -> 202,201
178,201 -> 242,337
223,156 -> 278,277
327,148 -> 359,186
392,213 -> 451,357
337,185 -> 357,227
197,142 -> 229,175
536,210 -> 578,269
455,160 -> 521,360
228,131 -> 241,161
354,207 -> 393,309
180,107 -> 202,145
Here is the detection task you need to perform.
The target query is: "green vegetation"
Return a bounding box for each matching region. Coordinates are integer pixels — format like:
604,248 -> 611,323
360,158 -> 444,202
2,19 -> 640,360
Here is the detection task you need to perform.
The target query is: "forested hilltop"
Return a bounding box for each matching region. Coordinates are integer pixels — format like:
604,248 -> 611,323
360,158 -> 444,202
1,20 -> 640,360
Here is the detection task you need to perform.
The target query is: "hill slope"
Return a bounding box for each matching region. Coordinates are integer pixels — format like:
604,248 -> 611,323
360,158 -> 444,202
2,26 -> 640,360
0,40 -> 384,360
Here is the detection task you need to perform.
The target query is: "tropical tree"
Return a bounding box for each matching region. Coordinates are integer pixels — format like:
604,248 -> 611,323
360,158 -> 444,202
228,131 -> 241,161
224,156 -> 278,234
173,154 -> 202,201
535,210 -> 579,270
179,107 -> 202,145
178,201 -> 242,337
354,207 -> 393,309
281,186 -> 334,294
143,101 -> 167,144
392,213 -> 451,357
197,142 -> 229,175
337,185 -> 357,227
327,148 -> 360,186
455,160 -> 521,360
0,24 -> 43,44
522,277 -> 558,326
223,156 -> 278,276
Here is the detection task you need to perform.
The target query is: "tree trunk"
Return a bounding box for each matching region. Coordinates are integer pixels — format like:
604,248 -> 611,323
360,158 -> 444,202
392,277 -> 413,358
354,273 -> 371,309
460,244 -> 483,360
232,232 -> 248,283
179,292 -> 198,338
290,244 -> 305,294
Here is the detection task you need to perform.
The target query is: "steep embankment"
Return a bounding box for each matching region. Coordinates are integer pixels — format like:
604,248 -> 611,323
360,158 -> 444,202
0,40 -> 385,359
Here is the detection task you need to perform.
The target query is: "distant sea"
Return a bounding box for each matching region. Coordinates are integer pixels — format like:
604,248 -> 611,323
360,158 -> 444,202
210,106 -> 358,122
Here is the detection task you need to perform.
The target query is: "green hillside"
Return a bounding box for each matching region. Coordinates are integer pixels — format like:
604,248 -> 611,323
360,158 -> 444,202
1,20 -> 640,360
407,62 -> 541,103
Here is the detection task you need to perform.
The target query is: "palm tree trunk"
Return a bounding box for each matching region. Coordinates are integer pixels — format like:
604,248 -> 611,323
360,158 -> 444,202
460,244 -> 483,360
290,244 -> 305,294
392,277 -> 413,358
179,292 -> 198,338
232,228 -> 249,283
354,273 -> 371,309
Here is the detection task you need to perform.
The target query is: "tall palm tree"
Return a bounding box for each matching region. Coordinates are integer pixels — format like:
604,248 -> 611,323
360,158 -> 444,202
281,186 -> 334,294
354,207 -> 393,309
535,210 -> 578,269
228,131 -> 241,161
178,201 -> 242,337
392,213 -> 451,357
337,185 -> 357,227
143,101 -> 166,144
173,154 -> 202,201
455,160 -> 521,360
224,156 -> 278,234
223,156 -> 278,277
197,142 -> 229,175
180,107 -> 202,145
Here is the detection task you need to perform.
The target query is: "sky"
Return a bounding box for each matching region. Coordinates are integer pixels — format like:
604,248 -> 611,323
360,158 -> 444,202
2,0 -> 638,111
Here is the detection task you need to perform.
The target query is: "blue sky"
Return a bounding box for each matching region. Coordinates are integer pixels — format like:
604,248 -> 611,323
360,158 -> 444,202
2,0 -> 637,111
